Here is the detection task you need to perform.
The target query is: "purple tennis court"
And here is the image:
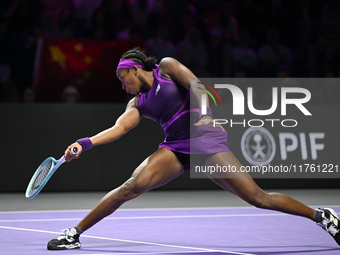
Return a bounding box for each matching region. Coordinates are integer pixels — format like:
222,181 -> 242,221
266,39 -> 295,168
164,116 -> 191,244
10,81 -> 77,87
1,204 -> 340,255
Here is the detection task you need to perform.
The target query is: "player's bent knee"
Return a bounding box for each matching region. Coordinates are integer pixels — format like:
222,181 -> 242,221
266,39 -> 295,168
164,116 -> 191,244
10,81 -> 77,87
118,176 -> 150,200
246,191 -> 270,209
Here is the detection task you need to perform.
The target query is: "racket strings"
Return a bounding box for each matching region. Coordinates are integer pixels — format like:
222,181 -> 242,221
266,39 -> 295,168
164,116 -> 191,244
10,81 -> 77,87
29,160 -> 53,195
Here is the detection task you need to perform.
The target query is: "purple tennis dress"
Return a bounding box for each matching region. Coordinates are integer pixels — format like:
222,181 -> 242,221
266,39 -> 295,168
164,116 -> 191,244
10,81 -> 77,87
137,66 -> 230,155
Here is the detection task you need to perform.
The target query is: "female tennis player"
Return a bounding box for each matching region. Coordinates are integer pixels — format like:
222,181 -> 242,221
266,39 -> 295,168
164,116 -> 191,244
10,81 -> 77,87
47,48 -> 340,250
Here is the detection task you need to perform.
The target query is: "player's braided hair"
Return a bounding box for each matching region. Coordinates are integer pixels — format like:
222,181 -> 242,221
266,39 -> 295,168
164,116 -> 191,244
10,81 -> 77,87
121,47 -> 157,71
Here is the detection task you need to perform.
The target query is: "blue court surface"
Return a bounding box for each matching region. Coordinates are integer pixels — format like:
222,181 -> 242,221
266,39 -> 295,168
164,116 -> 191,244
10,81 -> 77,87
1,205 -> 340,255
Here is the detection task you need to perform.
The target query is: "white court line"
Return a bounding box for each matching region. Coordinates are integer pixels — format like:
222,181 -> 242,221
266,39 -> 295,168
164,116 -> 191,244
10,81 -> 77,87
0,225 -> 255,255
0,207 -> 248,214
1,205 -> 339,214
75,251 -> 217,255
76,252 -> 214,255
0,213 -> 288,223
2,211 -> 340,223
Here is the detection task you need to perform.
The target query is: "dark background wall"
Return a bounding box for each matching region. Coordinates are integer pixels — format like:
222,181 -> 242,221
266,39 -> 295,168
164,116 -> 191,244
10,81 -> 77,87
1,103 -> 338,193
0,1 -> 339,194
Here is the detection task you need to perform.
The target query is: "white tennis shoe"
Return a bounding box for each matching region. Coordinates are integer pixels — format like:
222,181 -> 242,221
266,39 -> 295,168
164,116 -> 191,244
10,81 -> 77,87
316,208 -> 340,246
47,228 -> 81,250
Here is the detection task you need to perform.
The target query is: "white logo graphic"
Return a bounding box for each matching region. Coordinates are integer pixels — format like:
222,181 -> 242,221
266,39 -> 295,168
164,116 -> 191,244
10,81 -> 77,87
156,84 -> 161,95
213,85 -> 311,116
241,127 -> 276,165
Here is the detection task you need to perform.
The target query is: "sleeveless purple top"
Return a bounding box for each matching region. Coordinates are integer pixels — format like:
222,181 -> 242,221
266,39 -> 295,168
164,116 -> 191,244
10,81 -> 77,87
137,66 -> 230,154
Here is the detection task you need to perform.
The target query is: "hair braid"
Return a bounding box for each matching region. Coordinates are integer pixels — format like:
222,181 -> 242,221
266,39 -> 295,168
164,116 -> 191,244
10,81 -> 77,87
121,47 -> 157,71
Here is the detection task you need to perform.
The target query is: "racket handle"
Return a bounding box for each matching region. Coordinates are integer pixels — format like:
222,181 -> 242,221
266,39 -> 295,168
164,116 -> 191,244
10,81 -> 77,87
71,147 -> 78,155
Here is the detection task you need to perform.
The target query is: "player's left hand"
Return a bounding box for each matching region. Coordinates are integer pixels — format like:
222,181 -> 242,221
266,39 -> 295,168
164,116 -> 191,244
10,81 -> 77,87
194,116 -> 225,132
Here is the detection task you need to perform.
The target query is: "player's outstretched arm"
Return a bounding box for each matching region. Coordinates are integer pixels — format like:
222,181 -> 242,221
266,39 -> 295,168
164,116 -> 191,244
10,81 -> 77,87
90,97 -> 142,146
65,98 -> 141,161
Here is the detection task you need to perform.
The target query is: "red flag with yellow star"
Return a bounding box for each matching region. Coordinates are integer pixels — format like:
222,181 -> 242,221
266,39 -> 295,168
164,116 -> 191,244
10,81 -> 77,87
34,38 -> 144,102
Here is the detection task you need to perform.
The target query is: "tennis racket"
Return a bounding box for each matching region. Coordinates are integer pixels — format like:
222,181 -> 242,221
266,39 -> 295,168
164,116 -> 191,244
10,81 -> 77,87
25,147 -> 78,199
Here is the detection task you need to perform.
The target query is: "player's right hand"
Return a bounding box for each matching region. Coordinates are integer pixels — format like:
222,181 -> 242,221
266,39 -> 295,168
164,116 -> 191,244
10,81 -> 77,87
64,142 -> 83,162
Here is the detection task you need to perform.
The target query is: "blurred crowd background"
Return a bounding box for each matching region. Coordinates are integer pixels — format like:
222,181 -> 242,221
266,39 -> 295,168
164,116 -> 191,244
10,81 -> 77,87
0,0 -> 340,103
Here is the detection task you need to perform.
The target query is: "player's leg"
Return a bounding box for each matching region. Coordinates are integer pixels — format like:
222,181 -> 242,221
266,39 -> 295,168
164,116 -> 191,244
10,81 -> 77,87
205,151 -> 340,245
206,151 -> 316,218
47,147 -> 184,250
77,147 -> 184,232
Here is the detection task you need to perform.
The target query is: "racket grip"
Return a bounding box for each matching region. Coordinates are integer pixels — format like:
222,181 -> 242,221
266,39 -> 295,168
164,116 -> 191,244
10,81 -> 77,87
71,147 -> 78,155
